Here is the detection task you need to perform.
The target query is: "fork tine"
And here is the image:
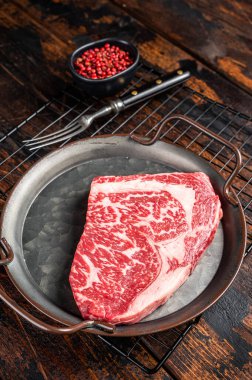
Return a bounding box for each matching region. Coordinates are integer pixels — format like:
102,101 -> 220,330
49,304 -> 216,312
24,121 -> 81,145
23,124 -> 76,143
27,124 -> 88,150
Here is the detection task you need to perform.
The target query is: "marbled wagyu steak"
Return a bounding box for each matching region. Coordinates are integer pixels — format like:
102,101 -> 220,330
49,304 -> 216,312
69,172 -> 222,324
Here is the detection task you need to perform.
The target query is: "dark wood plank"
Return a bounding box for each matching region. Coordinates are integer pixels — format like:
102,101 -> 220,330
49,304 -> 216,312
114,0 -> 252,94
0,1 -> 251,379
0,273 -> 49,380
1,0 -> 251,115
0,270 -> 170,379
166,253 -> 252,379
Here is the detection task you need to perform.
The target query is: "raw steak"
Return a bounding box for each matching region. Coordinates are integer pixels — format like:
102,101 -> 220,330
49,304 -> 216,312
69,172 -> 222,324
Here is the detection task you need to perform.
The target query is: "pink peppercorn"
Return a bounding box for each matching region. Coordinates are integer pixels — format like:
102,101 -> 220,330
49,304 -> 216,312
74,43 -> 134,80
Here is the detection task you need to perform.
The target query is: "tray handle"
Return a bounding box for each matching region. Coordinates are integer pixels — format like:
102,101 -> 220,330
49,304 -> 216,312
0,238 -> 115,335
0,238 -> 14,265
131,114 -> 242,206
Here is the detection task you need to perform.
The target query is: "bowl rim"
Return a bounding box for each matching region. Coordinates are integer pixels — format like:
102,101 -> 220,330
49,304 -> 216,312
69,37 -> 139,83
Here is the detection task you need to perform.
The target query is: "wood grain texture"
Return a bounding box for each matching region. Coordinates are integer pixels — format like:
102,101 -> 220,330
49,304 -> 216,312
0,0 -> 251,379
1,0 -> 251,115
114,0 -> 252,94
0,271 -> 170,379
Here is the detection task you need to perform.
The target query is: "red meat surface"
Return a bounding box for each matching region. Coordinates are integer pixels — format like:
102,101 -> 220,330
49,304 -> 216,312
69,172 -> 222,324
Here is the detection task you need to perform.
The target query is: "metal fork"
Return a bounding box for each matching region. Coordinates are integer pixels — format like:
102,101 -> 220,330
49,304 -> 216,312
24,70 -> 190,150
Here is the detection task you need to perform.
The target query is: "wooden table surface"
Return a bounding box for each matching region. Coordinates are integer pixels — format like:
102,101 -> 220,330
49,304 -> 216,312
0,1 -> 251,379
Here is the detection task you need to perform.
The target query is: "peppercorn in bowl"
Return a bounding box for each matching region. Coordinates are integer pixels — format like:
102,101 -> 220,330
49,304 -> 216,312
69,38 -> 139,97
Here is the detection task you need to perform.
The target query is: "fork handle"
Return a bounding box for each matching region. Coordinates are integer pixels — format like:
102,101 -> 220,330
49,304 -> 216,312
82,69 -> 190,127
112,69 -> 190,111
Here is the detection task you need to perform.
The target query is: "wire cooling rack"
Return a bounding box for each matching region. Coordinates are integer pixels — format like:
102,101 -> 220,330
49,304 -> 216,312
0,61 -> 251,376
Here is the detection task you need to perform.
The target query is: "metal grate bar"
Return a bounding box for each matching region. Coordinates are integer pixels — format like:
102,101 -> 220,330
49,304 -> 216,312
31,102 -> 96,140
62,68 -> 154,145
51,97 -> 90,113
144,88 -> 196,138
99,317 -> 200,375
209,119 -> 241,164
162,101 -> 216,142
62,89 -> 97,104
0,104 -> 85,168
0,100 -> 52,144
0,62 -> 251,375
219,135 -> 252,174
119,85 -> 186,137
243,195 -> 251,212
127,337 -> 143,356
198,112 -> 240,157
113,85 -> 187,136
0,150 -> 39,185
185,105 -> 227,149
246,244 -> 252,257
159,100 -> 200,140
0,106 -> 95,184
181,87 -> 252,121
237,160 -> 251,197
215,127 -> 251,171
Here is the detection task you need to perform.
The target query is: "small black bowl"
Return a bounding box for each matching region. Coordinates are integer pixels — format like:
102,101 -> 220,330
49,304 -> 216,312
69,38 -> 139,97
